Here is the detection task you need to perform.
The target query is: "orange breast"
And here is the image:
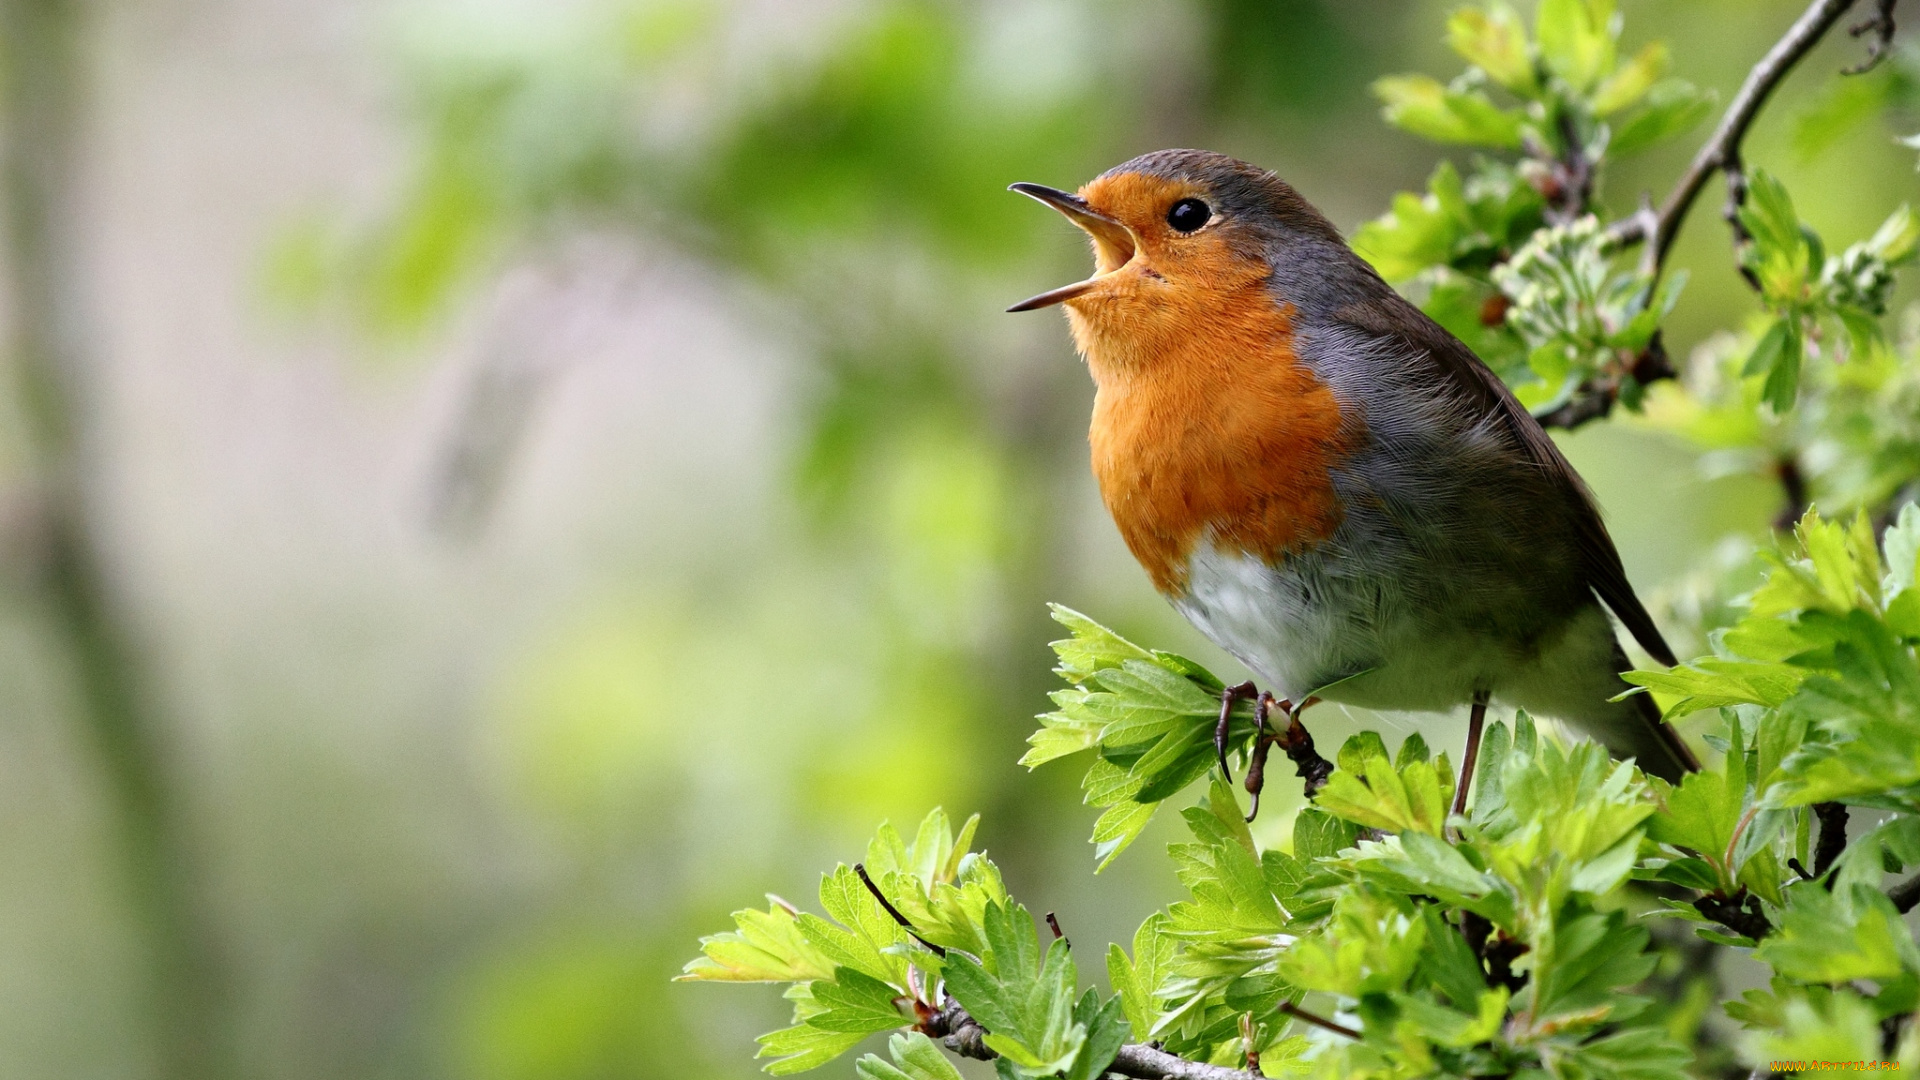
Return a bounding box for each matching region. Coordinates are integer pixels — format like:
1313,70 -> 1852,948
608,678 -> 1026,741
1079,288 -> 1351,595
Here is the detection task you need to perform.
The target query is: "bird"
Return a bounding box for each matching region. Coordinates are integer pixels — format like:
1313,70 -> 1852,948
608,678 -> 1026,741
1006,148 -> 1698,801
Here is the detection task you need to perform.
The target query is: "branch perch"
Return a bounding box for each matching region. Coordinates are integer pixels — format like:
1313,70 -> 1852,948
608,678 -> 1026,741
1609,0 -> 1863,276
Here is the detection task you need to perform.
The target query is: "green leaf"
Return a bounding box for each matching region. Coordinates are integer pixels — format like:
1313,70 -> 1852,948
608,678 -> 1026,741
1536,0 -> 1617,92
807,968 -> 914,1033
1062,990 -> 1129,1080
1760,322 -> 1804,413
1276,887 -> 1425,998
1757,990 -> 1889,1066
1046,604 -> 1153,683
1446,3 -> 1535,92
1622,658 -> 1807,718
1868,203 -> 1920,265
1592,40 -> 1668,114
681,899 -> 838,983
1647,718 -> 1750,889
1373,74 -> 1523,147
942,901 -> 1111,1079
1610,79 -> 1714,155
855,1033 -> 966,1080
1315,743 -> 1454,836
1107,914 -> 1174,1042
1883,502 -> 1920,598
1741,171 -> 1804,262
1758,883 -> 1918,982
807,864 -> 913,986
1530,909 -> 1657,1021
1294,806 -> 1360,860
757,1021 -> 869,1075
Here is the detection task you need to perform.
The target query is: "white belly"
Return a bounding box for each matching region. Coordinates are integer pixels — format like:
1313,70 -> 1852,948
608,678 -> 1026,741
1171,537 -> 1627,724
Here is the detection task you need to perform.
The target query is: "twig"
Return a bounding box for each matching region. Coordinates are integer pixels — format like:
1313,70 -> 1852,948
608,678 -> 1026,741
1694,889 -> 1773,939
1775,456 -> 1810,533
929,997 -> 1269,1079
1109,1043 -> 1266,1080
853,863 -> 947,957
1812,802 -> 1850,879
1045,911 -> 1068,948
1842,0 -> 1898,74
1609,0 -> 1861,276
921,996 -> 992,1059
1540,107 -> 1595,225
1279,1001 -> 1363,1040
1276,698 -> 1333,798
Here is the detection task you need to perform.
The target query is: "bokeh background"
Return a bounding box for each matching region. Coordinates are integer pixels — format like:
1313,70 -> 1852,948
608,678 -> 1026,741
0,0 -> 1915,1077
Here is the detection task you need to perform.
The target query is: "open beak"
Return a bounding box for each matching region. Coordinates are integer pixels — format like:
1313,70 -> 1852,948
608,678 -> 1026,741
1006,183 -> 1137,312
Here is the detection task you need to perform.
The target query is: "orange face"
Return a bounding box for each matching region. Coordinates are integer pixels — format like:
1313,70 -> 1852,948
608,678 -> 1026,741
1008,172 -> 1274,382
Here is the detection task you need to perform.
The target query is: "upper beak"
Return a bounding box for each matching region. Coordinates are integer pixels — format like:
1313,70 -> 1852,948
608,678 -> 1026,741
1006,183 -> 1138,312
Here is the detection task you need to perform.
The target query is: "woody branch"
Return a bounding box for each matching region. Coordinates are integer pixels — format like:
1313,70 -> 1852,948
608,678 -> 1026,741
1608,0 -> 1872,278
1537,0 -> 1879,432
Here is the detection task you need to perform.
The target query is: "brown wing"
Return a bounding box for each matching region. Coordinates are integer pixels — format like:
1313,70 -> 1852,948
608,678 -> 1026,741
1333,295 -> 1679,668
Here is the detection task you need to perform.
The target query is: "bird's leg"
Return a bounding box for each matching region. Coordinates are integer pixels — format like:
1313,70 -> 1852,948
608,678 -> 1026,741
1215,681 -> 1258,783
1450,691 -> 1491,819
1242,692 -> 1286,822
1275,697 -> 1331,798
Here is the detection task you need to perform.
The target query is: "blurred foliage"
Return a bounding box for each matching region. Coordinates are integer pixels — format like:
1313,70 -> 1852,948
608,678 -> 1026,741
222,0 -> 1920,1078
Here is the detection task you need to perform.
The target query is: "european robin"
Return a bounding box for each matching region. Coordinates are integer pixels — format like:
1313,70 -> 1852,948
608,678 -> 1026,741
1008,149 -> 1697,799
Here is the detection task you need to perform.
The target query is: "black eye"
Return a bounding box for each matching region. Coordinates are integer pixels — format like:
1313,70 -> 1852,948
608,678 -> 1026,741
1167,198 -> 1211,233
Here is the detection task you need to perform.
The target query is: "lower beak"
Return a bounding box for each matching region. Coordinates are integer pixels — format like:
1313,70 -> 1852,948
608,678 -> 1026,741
1006,183 -> 1137,312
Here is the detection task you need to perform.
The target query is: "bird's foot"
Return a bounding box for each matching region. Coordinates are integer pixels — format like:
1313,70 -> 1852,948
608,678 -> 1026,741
1214,681 -> 1258,784
1245,695 -> 1324,822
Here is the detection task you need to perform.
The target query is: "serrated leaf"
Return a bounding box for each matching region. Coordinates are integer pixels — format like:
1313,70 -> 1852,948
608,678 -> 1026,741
757,1022 -> 869,1075
1757,882 -> 1918,982
1108,914 -> 1174,1041
682,900 -> 838,983
855,1033 -> 966,1080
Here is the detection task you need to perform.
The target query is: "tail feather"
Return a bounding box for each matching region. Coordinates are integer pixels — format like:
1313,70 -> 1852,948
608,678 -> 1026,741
1625,682 -> 1699,782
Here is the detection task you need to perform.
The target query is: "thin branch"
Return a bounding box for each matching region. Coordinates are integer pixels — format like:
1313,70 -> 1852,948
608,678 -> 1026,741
1812,802 -> 1850,879
927,997 -> 1268,1080
1694,888 -> 1773,940
1609,0 -> 1861,275
1280,1001 -> 1363,1040
1842,0 -> 1898,74
1276,698 -> 1333,798
853,863 -> 947,957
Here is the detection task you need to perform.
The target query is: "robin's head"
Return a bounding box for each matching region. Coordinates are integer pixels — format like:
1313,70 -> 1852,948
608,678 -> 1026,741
1008,150 -> 1361,371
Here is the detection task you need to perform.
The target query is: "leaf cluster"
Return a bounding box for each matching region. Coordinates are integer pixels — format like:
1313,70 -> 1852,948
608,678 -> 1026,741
1732,171 -> 1919,412
682,808 -> 1128,1079
1355,1 -> 1711,413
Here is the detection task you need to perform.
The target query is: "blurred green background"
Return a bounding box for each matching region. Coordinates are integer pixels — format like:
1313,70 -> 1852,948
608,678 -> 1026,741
0,0 -> 1914,1078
